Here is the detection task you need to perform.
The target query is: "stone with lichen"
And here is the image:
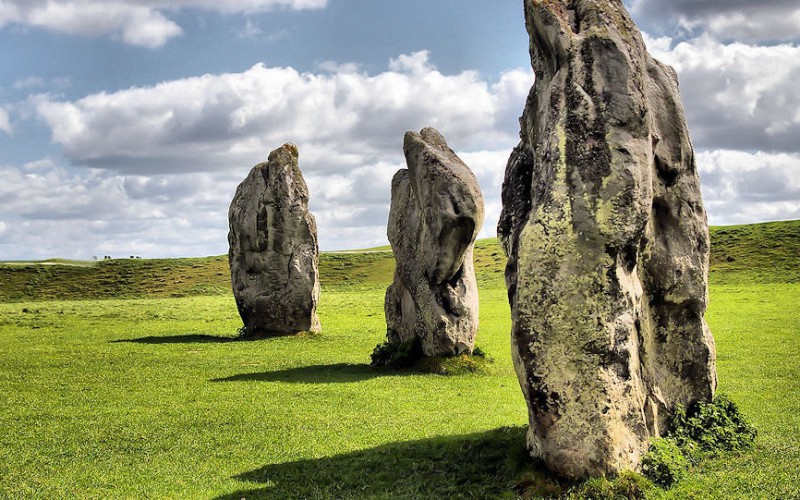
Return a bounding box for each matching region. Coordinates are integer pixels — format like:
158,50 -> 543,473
384,127 -> 484,357
228,143 -> 320,337
498,0 -> 717,479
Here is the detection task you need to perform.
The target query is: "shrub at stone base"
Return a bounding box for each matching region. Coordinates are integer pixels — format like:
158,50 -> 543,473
641,394 -> 757,488
370,339 -> 493,375
640,438 -> 689,488
670,393 -> 757,455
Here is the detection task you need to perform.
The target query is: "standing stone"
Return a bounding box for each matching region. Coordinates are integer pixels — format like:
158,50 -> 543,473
385,128 -> 485,357
498,0 -> 717,479
228,143 -> 320,336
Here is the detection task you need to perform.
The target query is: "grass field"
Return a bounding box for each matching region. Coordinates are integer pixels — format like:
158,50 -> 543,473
1,221 -> 798,498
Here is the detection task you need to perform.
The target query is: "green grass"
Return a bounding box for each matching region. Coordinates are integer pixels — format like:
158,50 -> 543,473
0,220 -> 798,498
709,220 -> 800,285
3,220 -> 798,302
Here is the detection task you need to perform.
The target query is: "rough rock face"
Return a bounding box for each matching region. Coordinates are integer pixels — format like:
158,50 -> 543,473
498,0 -> 717,479
228,143 -> 320,336
385,128 -> 485,357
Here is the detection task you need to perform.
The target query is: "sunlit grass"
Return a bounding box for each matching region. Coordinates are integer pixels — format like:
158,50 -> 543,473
0,281 -> 797,498
0,220 -> 798,497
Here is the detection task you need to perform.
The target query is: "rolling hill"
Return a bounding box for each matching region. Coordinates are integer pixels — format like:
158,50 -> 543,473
0,219 -> 797,302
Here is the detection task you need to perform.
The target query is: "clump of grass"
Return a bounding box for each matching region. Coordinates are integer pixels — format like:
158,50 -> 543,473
415,346 -> 495,375
669,393 -> 757,455
513,468 -> 564,499
370,337 -> 423,368
370,338 -> 494,375
514,466 -> 653,499
640,438 -> 688,487
233,325 -> 321,341
565,471 -> 653,499
512,394 -> 757,497
640,394 -> 757,489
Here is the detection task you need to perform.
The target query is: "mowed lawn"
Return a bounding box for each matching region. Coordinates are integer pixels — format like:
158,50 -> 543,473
0,283 -> 797,498
1,221 -> 799,498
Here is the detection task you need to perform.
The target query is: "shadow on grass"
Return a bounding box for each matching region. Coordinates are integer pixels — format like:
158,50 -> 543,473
215,426 -> 531,499
210,363 -> 401,384
112,334 -> 240,344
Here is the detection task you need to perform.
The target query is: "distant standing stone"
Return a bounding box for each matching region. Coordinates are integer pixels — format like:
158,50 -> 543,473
228,143 -> 320,336
498,0 -> 717,479
385,128 -> 485,356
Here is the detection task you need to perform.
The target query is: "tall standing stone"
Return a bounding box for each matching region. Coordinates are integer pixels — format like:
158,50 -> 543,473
228,143 -> 320,336
498,0 -> 717,478
385,128 -> 485,357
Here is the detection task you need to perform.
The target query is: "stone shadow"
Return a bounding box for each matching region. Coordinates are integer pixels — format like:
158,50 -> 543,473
112,334 -> 240,344
214,426 -> 529,499
210,363 -> 399,384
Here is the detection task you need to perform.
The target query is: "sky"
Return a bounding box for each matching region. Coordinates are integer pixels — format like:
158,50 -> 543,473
0,0 -> 798,260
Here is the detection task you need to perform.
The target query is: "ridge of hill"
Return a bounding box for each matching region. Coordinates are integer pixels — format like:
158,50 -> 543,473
0,220 -> 797,302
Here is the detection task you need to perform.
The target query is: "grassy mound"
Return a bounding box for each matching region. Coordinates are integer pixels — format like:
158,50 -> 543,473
2,219 -> 798,302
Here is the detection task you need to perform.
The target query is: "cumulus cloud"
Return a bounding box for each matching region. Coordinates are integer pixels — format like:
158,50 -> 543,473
11,41 -> 800,260
0,161 -> 236,258
35,53 -> 532,175
631,0 -> 800,42
643,35 -> 800,154
0,55 -> 534,257
0,0 -> 327,47
698,149 -> 800,225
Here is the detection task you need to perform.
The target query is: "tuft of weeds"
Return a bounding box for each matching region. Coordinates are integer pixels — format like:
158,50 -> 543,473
565,471 -> 653,499
514,466 -> 654,500
415,346 -> 495,376
640,393 -> 757,489
370,337 -> 423,368
640,438 -> 688,488
669,393 -> 757,455
370,338 -> 494,375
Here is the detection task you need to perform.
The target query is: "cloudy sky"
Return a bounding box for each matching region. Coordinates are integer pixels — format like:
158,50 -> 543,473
0,0 -> 798,259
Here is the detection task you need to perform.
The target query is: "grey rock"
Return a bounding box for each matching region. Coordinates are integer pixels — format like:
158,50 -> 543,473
228,143 -> 320,336
385,128 -> 485,356
498,0 -> 717,479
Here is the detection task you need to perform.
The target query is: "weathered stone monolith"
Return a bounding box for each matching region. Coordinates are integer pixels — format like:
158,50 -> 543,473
228,143 -> 320,336
385,128 -> 485,356
498,0 -> 717,479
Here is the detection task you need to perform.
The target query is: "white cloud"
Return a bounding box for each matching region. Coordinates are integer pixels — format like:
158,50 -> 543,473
22,158 -> 56,171
698,149 -> 800,225
0,161 -> 236,258
13,75 -> 71,91
0,109 -> 10,134
235,19 -> 263,39
2,54 -> 534,258
461,150 -> 512,239
8,42 -> 800,260
631,0 -> 800,43
643,35 -> 800,154
14,76 -> 45,89
0,0 -> 327,48
34,53 -> 532,175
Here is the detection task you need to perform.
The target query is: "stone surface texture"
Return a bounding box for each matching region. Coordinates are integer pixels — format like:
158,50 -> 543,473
228,143 -> 320,336
385,128 -> 485,357
498,0 -> 717,479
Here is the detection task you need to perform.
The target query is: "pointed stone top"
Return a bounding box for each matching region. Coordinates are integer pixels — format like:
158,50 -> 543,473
267,142 -> 299,163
